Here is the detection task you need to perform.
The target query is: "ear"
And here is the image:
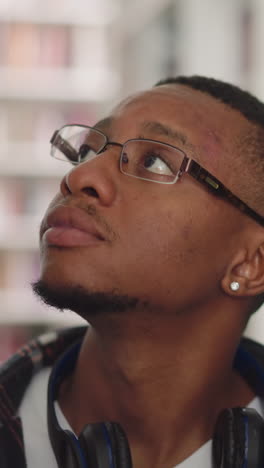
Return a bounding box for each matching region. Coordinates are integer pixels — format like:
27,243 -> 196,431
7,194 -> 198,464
221,243 -> 264,298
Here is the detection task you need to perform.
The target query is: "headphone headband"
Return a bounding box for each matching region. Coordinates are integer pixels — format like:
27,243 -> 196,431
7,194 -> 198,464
47,341 -> 132,468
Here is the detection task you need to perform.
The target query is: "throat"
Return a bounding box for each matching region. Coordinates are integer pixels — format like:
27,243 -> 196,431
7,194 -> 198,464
56,332 -> 256,468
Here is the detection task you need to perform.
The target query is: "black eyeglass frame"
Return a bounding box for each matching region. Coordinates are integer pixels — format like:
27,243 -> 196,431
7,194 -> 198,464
50,124 -> 264,227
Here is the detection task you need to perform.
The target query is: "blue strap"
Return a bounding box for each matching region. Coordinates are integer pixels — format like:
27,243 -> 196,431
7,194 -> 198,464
233,344 -> 264,397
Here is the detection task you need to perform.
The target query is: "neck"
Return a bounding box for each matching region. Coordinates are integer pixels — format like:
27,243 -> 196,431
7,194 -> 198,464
58,302 -> 255,468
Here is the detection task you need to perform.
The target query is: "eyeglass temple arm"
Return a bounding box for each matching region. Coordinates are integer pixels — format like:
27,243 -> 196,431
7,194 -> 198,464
181,158 -> 264,227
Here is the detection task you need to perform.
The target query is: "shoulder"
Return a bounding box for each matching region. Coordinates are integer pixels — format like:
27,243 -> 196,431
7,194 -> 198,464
0,326 -> 86,468
0,326 -> 87,414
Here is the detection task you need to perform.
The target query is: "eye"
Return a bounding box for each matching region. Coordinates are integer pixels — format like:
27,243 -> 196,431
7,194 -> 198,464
143,152 -> 174,176
77,142 -> 106,163
78,144 -> 91,160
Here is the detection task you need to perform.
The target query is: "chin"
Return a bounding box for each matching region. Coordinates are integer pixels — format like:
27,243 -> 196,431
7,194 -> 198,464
39,247 -> 119,296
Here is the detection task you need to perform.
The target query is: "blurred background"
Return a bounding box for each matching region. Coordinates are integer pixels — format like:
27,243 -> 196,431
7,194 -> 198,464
0,0 -> 263,360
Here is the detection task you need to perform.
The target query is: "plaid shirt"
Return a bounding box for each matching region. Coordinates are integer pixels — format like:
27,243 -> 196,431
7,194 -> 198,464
0,326 -> 264,468
0,326 -> 87,468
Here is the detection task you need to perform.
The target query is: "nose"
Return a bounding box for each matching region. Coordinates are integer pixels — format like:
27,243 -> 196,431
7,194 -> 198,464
60,149 -> 119,206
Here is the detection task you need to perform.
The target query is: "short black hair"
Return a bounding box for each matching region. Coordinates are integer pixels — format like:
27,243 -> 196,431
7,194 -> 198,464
155,76 -> 264,314
155,76 -> 264,126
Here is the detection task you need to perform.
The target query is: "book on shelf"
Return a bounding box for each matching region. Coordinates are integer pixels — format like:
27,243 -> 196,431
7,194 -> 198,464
5,23 -> 71,68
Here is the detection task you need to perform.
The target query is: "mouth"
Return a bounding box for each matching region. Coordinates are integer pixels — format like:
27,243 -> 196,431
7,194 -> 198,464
42,205 -> 106,248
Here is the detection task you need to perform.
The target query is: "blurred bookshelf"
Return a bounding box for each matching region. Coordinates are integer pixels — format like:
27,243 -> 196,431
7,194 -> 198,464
1,0 -> 264,360
0,2 -> 119,357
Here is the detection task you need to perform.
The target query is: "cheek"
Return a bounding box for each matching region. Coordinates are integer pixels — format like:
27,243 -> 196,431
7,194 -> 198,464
112,209 -> 202,309
123,207 -> 197,272
121,198 -> 230,290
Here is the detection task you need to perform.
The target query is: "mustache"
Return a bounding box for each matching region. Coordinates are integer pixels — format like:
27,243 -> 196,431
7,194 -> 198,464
40,197 -> 118,243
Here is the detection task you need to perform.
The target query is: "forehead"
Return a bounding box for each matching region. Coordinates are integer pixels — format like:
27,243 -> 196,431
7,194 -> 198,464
110,85 -> 244,139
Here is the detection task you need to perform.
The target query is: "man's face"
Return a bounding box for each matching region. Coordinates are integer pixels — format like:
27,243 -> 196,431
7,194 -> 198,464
38,85 -> 249,316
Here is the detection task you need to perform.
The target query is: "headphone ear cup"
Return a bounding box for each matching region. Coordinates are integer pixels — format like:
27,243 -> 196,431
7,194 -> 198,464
105,422 -> 133,468
78,422 -> 132,468
241,408 -> 264,468
213,408 -> 246,468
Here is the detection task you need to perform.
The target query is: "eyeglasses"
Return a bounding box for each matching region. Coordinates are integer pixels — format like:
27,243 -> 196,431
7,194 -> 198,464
50,124 -> 264,227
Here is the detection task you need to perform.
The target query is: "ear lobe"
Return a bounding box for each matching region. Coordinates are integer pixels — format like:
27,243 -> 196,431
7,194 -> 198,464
221,244 -> 264,297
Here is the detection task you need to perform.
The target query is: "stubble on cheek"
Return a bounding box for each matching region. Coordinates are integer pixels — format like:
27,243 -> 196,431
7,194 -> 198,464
133,209 -> 197,275
127,211 -> 202,310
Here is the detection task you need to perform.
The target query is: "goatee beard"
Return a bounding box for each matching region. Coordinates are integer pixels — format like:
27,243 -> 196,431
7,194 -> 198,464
32,279 -> 140,321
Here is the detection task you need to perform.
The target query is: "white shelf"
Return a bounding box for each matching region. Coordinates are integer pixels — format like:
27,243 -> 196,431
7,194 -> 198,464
0,288 -> 86,325
0,67 -> 120,102
0,214 -> 41,250
0,142 -> 67,177
0,0 -> 119,26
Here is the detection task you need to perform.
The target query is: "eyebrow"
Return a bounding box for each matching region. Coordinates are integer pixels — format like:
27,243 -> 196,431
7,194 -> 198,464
141,121 -> 195,149
93,117 -> 195,151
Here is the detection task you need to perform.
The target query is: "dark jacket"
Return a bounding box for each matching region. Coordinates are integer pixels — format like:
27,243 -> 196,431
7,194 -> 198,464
0,326 -> 264,468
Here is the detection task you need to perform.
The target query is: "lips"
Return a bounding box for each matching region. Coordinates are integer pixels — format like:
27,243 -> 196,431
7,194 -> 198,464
42,204 -> 106,247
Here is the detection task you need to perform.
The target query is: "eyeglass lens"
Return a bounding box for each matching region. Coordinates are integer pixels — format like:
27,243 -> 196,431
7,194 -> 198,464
120,140 -> 184,183
51,126 -> 186,183
51,126 -> 107,164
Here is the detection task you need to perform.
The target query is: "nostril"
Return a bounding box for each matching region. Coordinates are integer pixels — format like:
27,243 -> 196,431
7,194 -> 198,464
82,187 -> 99,198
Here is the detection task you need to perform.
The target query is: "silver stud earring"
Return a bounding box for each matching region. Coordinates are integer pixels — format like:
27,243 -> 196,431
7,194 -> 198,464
230,281 -> 240,292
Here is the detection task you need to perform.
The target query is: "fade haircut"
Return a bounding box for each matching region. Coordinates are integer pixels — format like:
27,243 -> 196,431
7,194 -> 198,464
155,76 -> 264,314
